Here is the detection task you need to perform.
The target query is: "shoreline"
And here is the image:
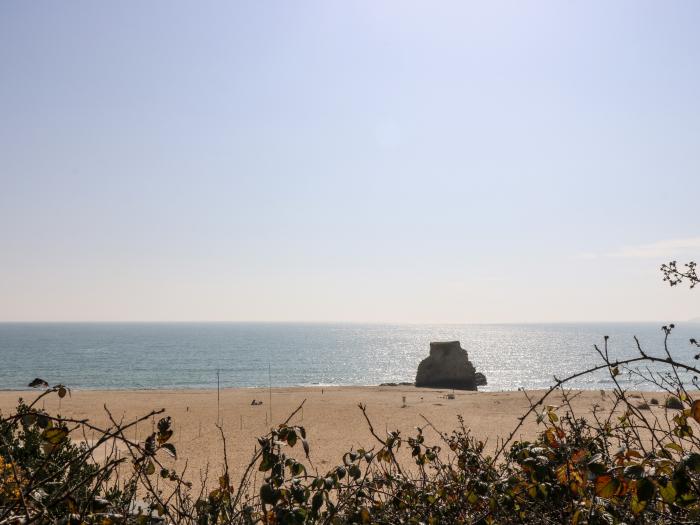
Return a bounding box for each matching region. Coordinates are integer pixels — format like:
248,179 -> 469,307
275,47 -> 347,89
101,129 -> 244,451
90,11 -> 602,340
0,382 -> 665,393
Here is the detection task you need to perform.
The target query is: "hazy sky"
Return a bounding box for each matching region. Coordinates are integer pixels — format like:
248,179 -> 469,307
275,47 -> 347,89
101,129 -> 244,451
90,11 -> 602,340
1,1 -> 699,323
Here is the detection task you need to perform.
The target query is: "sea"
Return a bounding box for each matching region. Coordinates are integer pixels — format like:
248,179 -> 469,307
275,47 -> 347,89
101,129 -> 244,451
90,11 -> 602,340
0,322 -> 698,392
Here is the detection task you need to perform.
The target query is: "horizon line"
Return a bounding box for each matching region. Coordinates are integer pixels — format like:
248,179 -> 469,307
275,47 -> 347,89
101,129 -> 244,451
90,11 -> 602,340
0,319 -> 697,325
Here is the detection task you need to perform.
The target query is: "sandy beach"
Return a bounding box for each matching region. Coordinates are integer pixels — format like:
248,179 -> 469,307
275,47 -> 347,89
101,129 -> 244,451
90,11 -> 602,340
0,385 -> 667,491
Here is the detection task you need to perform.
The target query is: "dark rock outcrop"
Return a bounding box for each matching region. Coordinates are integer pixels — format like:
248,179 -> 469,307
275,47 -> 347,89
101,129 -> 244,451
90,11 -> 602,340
415,341 -> 485,390
474,372 -> 487,387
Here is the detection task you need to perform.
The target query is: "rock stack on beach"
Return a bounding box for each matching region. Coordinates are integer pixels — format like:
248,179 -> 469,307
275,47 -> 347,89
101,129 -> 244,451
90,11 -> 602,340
415,341 -> 486,390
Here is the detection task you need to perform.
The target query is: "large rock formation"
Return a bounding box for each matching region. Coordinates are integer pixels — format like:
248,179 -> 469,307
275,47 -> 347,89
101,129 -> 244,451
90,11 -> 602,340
415,341 -> 485,390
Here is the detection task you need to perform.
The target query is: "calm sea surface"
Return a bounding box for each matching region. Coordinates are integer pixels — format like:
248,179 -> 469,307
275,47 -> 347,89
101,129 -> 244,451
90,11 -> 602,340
0,323 -> 698,391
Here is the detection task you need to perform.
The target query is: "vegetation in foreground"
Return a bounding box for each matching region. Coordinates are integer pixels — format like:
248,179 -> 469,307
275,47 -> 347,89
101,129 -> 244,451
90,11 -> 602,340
1,264 -> 699,524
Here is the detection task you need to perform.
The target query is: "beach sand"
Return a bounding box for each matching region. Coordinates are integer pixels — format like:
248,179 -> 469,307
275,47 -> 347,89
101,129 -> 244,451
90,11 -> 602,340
0,386 -> 663,491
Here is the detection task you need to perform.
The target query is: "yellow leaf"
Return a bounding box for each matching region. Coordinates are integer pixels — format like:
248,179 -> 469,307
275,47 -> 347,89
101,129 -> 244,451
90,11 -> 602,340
659,481 -> 677,503
572,509 -> 582,525
556,463 -> 584,493
545,428 -> 560,448
41,427 -> 68,445
630,494 -> 647,514
665,442 -> 683,453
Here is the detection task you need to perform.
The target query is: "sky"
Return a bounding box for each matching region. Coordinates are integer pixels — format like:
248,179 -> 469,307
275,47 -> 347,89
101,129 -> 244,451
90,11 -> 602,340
1,1 -> 699,323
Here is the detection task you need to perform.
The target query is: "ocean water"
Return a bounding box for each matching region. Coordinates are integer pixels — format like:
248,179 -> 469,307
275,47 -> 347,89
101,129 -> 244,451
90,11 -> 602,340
0,323 -> 698,391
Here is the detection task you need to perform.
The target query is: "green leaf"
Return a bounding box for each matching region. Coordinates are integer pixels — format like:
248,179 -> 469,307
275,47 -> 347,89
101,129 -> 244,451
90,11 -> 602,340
259,452 -> 275,472
349,464 -> 361,480
161,443 -> 177,459
290,462 -> 305,476
260,483 -> 277,504
684,453 -> 700,473
623,464 -> 645,479
311,491 -> 324,514
588,462 -> 607,476
157,430 -> 173,445
41,427 -> 68,445
637,477 -> 655,502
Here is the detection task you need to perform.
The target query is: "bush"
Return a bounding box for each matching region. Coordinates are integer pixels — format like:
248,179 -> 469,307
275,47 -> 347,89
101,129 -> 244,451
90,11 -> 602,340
0,384 -> 184,524
665,395 -> 684,409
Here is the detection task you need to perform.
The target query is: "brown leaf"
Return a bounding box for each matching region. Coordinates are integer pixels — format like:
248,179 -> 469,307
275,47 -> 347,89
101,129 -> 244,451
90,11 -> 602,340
691,399 -> 700,423
595,475 -> 620,498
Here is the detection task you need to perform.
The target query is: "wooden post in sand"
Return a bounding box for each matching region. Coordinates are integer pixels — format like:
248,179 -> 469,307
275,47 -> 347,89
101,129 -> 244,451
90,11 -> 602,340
268,361 -> 273,424
216,369 -> 221,425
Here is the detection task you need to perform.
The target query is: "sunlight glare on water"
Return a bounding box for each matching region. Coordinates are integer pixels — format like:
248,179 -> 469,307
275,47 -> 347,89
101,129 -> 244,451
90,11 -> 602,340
0,323 -> 697,391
